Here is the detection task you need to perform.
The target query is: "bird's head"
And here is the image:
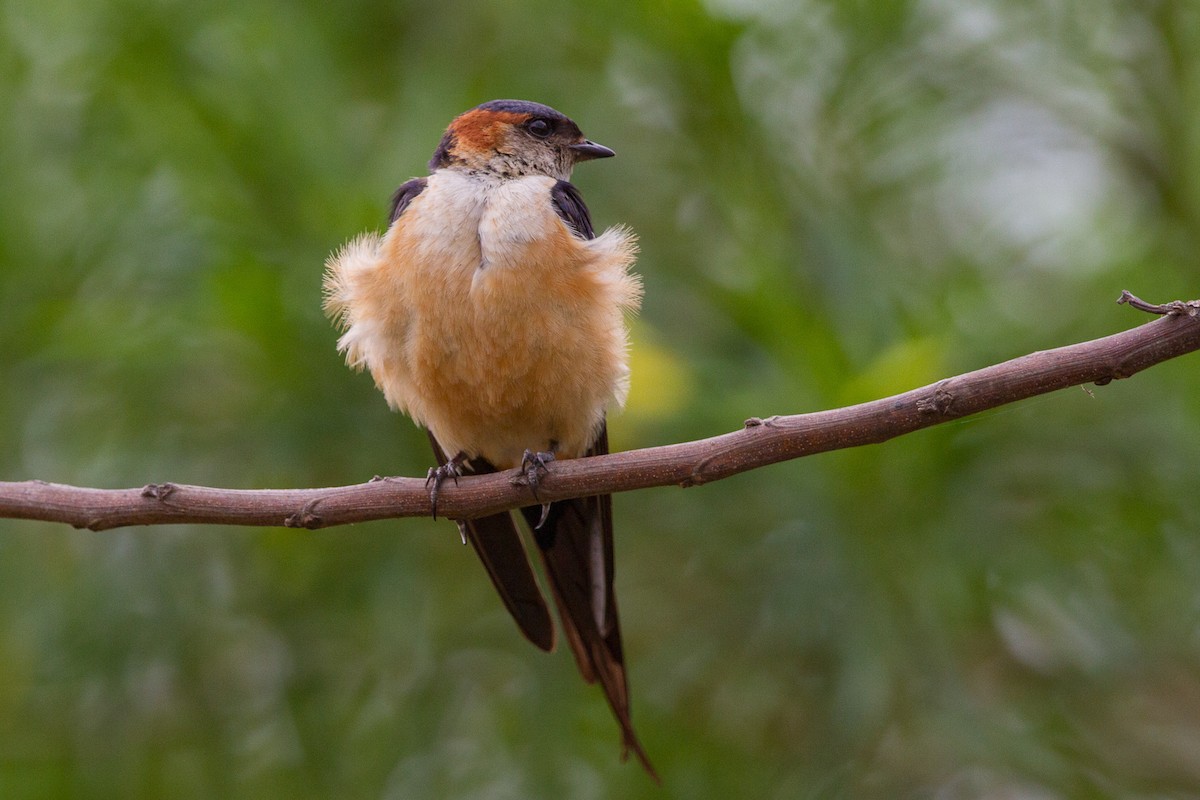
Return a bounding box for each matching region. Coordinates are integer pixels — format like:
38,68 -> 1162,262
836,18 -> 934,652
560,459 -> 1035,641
428,99 -> 614,181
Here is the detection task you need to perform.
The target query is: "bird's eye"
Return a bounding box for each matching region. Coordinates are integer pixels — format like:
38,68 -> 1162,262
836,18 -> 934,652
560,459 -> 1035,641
527,118 -> 552,139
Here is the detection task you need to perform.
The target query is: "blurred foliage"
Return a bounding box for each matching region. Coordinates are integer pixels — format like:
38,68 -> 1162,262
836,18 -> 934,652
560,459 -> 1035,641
2,0 -> 1200,796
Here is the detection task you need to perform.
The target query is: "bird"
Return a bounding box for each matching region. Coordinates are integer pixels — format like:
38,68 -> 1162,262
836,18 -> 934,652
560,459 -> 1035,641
322,100 -> 654,777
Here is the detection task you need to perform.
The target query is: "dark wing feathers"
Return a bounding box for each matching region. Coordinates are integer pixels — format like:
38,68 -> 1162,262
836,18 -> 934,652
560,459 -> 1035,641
389,177 -> 428,225
550,179 -> 597,240
427,433 -> 555,652
419,178 -> 654,775
518,422 -> 657,780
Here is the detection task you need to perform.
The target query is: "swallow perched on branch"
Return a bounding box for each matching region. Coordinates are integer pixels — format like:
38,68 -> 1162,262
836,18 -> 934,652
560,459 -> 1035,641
323,100 -> 653,777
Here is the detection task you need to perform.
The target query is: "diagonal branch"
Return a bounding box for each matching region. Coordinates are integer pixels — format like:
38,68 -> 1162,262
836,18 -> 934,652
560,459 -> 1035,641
2,292 -> 1198,532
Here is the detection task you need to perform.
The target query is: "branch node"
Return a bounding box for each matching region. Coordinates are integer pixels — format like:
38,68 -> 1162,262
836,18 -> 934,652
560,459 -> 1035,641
682,453 -> 721,487
285,499 -> 324,529
744,417 -> 764,428
917,385 -> 955,416
141,482 -> 177,501
369,474 -> 409,484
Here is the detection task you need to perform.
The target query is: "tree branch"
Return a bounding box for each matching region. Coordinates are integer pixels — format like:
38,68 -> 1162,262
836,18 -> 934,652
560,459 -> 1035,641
3,293 -> 1198,532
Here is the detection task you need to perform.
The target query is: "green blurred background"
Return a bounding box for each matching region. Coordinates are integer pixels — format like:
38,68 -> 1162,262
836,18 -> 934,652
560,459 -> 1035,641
2,0 -> 1199,797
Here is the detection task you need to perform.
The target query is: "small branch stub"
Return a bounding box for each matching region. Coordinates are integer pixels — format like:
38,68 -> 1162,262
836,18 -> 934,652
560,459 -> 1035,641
1118,290 -> 1200,317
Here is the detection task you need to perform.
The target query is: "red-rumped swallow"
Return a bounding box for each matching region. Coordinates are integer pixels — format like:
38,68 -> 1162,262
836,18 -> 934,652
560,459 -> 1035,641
323,100 -> 653,777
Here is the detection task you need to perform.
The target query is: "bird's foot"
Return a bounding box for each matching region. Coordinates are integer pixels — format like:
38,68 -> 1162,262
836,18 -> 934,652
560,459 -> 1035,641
514,450 -> 556,529
518,450 -> 555,496
515,449 -> 555,503
425,454 -> 467,520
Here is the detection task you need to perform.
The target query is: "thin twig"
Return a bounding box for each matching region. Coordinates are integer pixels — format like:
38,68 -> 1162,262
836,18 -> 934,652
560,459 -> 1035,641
2,294 -> 1198,532
1117,289 -> 1200,317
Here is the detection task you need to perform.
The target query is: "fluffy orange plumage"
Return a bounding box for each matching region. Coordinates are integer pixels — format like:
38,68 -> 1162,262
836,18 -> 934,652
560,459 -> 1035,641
323,170 -> 640,469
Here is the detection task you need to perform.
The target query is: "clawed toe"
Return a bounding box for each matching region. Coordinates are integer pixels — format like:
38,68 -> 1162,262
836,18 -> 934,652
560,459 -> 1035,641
426,457 -> 465,520
518,449 -> 556,503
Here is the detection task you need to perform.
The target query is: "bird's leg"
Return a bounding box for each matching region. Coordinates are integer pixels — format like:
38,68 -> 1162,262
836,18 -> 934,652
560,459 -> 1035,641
517,449 -> 556,528
425,451 -> 468,521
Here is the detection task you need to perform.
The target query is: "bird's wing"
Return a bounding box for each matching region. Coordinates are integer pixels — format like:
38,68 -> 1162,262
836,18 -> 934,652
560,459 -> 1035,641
519,421 -> 657,779
388,177 -> 428,225
550,179 -> 596,239
427,432 -> 555,652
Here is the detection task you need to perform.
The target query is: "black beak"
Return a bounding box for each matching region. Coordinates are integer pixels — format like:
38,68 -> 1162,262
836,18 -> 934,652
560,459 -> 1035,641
569,139 -> 616,161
